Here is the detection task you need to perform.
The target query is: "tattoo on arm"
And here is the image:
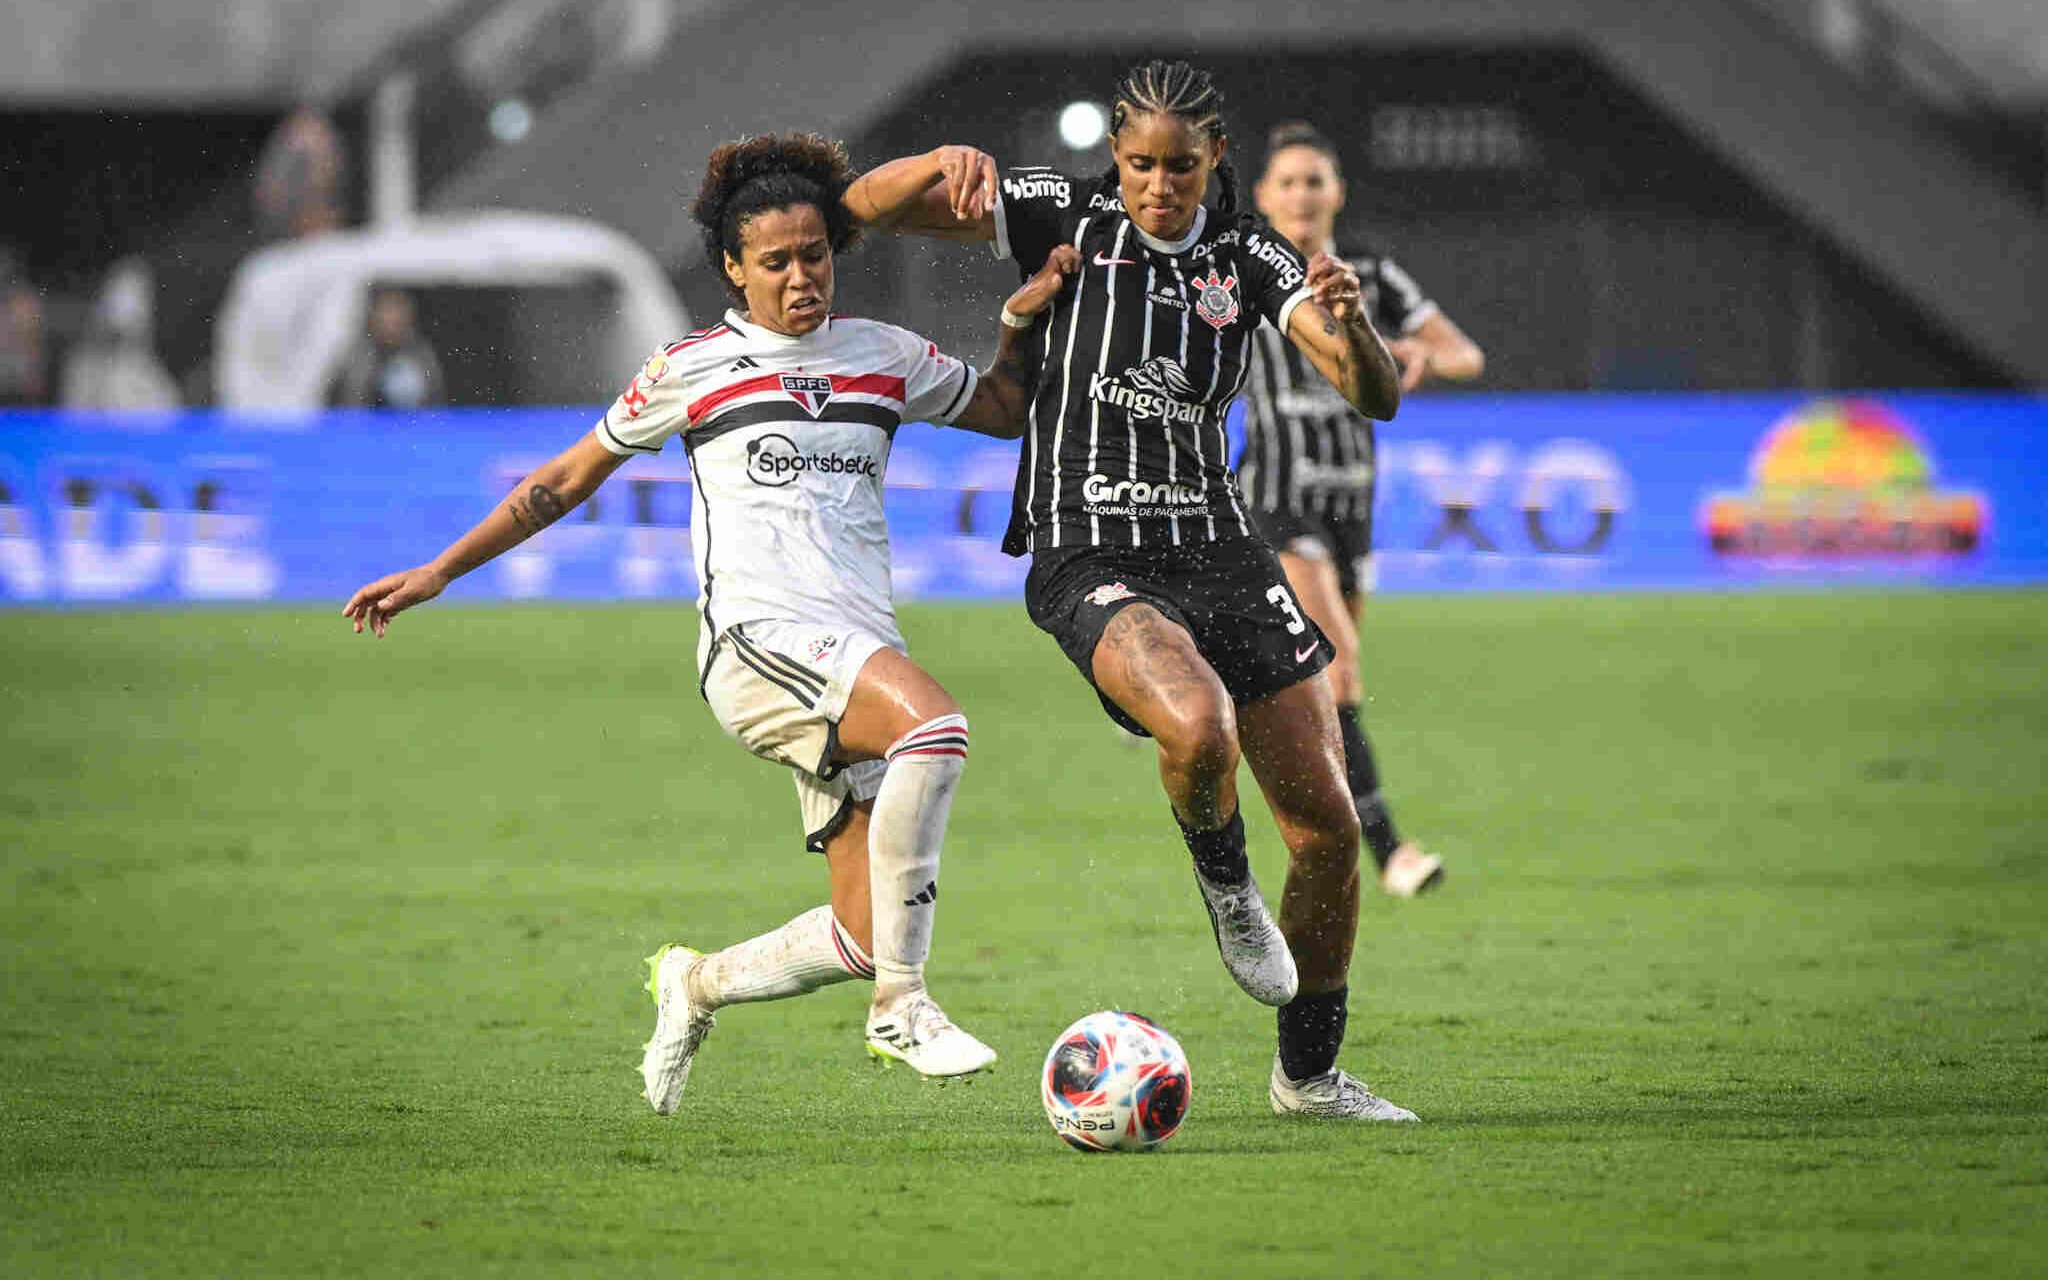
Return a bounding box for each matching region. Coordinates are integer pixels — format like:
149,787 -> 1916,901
507,482 -> 566,534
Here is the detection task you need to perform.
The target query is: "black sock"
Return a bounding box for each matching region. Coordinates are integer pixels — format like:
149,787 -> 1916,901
1337,703 -> 1400,868
1277,986 -> 1349,1082
1178,807 -> 1248,887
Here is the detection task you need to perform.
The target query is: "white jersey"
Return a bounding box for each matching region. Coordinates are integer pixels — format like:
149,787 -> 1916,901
592,308 -> 979,677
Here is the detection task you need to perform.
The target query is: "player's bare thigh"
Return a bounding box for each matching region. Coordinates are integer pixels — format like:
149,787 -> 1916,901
1279,547 -> 1360,704
834,646 -> 962,763
1089,603 -> 1237,758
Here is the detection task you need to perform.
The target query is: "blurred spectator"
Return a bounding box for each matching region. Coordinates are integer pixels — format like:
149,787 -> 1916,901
60,258 -> 180,410
254,108 -> 348,242
0,250 -> 49,407
327,289 -> 446,409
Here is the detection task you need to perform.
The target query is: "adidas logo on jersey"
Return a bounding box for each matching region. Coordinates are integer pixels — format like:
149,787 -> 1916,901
727,356 -> 760,372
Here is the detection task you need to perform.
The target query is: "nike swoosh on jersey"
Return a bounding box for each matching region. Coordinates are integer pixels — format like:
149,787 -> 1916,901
1092,252 -> 1138,267
1294,643 -> 1319,663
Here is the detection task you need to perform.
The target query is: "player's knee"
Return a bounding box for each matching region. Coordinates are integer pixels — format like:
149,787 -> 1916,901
1154,697 -> 1239,782
1328,652 -> 1362,705
884,712 -> 970,770
1287,795 -> 1362,863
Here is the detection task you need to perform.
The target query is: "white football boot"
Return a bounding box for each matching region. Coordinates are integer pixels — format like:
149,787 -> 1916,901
1379,842 -> 1446,898
1193,867 -> 1299,1006
640,944 -> 715,1115
1269,1054 -> 1419,1122
864,993 -> 998,1077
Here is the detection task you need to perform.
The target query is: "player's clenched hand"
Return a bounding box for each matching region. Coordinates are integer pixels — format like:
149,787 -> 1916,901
1004,244 -> 1080,320
342,565 -> 448,638
1306,252 -> 1365,326
935,146 -> 998,222
1389,337 -> 1433,391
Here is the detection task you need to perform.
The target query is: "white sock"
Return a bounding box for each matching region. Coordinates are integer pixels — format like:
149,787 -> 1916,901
868,713 -> 969,1004
686,905 -> 873,1011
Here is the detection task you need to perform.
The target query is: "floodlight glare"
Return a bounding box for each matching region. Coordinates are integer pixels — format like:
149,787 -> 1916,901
489,99 -> 534,143
1058,101 -> 1108,151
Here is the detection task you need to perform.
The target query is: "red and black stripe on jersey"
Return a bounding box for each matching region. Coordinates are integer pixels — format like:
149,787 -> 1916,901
994,167 -> 1312,556
1237,252 -> 1433,521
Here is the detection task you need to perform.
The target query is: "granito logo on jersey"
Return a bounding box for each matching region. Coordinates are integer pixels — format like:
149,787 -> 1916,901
1003,173 -> 1071,209
1276,386 -> 1352,418
1087,356 -> 1207,427
746,433 -> 880,487
780,373 -> 834,417
1192,268 -> 1240,330
1244,233 -> 1306,292
1081,474 -> 1207,510
1085,582 -> 1135,607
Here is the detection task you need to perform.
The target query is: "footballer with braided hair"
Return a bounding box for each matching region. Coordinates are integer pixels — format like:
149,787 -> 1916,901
345,132 -> 1074,1112
851,62 -> 1420,1122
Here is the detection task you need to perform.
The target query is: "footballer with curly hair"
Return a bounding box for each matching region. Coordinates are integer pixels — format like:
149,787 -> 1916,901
344,133 -> 1075,1114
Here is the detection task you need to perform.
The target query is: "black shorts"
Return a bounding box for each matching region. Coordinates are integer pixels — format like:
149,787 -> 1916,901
1246,506 -> 1377,597
1024,537 -> 1332,736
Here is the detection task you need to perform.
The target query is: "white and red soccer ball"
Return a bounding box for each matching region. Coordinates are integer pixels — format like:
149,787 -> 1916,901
1040,1011 -> 1192,1152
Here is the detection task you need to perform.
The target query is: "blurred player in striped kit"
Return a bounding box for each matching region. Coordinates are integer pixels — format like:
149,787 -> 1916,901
1239,122 -> 1486,898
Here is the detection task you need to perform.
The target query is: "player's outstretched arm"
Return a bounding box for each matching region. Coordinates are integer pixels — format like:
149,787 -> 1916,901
950,245 -> 1080,438
1286,252 -> 1402,420
342,433 -> 628,637
1388,311 -> 1485,392
843,146 -> 999,242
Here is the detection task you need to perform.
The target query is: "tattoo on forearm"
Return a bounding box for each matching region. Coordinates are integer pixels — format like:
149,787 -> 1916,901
508,482 -> 566,534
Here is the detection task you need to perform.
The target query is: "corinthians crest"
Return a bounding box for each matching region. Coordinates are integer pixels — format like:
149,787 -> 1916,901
1191,267 -> 1240,330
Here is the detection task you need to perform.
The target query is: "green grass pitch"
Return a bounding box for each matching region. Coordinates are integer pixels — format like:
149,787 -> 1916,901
3,591 -> 2044,1277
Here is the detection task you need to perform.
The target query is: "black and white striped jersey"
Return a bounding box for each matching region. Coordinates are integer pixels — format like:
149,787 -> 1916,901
1237,249 -> 1436,521
991,166 -> 1313,556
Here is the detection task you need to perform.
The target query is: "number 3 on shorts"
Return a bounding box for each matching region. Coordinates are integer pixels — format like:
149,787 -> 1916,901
1267,583 -> 1308,635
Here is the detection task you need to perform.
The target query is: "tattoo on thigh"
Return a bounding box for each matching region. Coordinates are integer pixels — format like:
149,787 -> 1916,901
1101,607 -> 1212,703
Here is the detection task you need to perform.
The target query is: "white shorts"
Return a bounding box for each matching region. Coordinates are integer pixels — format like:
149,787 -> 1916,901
703,619 -> 895,853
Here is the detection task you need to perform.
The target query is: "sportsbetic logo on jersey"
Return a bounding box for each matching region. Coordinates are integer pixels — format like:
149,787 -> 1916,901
1700,400 -> 1985,556
1003,173 -> 1071,208
1087,356 -> 1207,428
780,374 -> 834,417
745,433 -> 880,488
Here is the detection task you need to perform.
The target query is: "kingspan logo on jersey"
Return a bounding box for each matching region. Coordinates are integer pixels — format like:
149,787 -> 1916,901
745,433 -> 880,488
1003,172 -> 1071,209
1087,355 -> 1208,428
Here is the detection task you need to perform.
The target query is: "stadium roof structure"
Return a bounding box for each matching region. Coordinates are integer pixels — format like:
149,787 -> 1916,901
213,210 -> 688,409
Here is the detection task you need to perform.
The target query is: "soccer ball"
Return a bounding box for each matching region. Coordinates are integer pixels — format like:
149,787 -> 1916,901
1040,1010 -> 1192,1152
